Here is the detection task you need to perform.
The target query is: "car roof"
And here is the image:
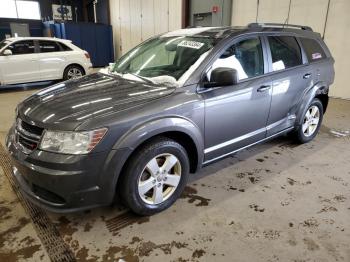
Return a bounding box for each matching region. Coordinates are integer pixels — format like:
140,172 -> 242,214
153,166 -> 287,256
161,23 -> 320,39
4,37 -> 72,43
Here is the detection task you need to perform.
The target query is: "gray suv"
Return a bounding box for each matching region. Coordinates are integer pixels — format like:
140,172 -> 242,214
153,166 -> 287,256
6,23 -> 335,215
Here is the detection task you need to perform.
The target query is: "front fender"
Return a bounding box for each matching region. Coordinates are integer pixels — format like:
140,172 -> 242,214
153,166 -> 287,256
295,81 -> 329,126
113,116 -> 205,169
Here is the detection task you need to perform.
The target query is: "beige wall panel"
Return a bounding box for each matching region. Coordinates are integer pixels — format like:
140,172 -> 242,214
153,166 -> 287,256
141,0 -> 155,41
110,0 -> 182,58
168,0 -> 182,31
109,0 -> 121,59
257,0 -> 290,23
130,0 -> 142,49
231,0 -> 258,26
324,0 -> 350,99
154,0 -> 169,34
120,0 -> 132,55
288,0 -> 328,34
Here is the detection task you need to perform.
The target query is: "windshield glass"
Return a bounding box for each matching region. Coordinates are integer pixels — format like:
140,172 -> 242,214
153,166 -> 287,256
0,40 -> 11,51
112,36 -> 216,86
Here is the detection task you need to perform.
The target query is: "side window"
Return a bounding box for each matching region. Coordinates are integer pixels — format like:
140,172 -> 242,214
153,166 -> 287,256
299,38 -> 326,63
7,40 -> 35,55
268,36 -> 302,71
39,41 -> 61,53
208,37 -> 264,81
58,42 -> 72,51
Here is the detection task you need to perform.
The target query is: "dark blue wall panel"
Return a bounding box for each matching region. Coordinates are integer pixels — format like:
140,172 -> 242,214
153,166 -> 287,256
56,22 -> 114,67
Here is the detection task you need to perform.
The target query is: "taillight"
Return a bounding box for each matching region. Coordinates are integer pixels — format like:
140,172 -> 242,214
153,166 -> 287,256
84,52 -> 90,59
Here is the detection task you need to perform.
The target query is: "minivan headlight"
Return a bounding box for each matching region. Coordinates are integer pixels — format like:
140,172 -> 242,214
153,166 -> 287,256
39,128 -> 107,154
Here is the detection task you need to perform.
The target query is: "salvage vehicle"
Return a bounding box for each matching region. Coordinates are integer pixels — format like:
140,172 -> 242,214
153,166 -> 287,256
6,24 -> 334,215
0,37 -> 92,85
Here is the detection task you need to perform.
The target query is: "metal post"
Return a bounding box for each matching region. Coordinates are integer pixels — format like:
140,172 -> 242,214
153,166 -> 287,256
93,0 -> 98,23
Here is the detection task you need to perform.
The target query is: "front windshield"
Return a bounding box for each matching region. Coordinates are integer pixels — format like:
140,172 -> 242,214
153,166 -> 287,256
0,40 -> 11,51
112,36 -> 215,86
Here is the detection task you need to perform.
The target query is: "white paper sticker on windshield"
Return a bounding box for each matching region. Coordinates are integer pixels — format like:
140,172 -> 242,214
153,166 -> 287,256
178,40 -> 205,49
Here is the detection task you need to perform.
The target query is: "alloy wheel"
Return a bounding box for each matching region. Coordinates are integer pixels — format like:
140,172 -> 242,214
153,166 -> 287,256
302,105 -> 320,137
138,153 -> 182,205
67,68 -> 83,79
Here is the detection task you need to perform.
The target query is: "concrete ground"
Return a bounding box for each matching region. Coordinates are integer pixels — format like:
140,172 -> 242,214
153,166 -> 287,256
0,85 -> 349,261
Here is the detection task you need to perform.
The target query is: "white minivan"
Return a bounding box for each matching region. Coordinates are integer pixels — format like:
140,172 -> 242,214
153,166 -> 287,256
0,37 -> 92,85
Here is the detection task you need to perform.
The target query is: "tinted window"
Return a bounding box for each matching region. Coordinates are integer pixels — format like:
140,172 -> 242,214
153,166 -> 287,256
7,40 -> 35,55
39,41 -> 61,53
208,37 -> 264,81
268,36 -> 302,71
58,42 -> 72,51
300,38 -> 326,62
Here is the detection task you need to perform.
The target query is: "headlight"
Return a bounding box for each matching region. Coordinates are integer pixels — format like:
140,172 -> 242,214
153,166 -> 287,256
39,128 -> 107,154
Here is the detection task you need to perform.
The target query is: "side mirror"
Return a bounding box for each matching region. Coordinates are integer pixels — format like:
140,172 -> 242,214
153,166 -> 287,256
203,67 -> 238,88
3,49 -> 12,56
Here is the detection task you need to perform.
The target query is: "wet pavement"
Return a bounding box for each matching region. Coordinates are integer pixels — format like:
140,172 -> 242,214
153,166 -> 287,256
0,92 -> 349,261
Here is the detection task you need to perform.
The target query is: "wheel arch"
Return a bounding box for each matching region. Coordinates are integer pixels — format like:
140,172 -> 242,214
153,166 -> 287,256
295,82 -> 329,126
114,117 -> 204,173
63,63 -> 86,78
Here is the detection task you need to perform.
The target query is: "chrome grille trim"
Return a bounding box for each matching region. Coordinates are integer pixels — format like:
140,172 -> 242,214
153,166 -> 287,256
15,118 -> 44,154
16,119 -> 41,140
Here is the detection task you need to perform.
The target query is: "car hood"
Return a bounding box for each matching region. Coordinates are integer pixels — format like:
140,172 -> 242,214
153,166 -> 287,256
18,73 -> 176,130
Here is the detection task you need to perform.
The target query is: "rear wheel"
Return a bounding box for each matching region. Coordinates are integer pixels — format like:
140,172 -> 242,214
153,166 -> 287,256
294,98 -> 323,143
63,65 -> 84,80
120,137 -> 189,216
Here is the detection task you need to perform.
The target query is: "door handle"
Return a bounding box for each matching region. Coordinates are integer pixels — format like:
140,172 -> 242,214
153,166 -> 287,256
303,73 -> 312,79
257,85 -> 271,92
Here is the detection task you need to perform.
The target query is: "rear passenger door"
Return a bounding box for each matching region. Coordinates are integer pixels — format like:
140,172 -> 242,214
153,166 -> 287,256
37,40 -> 66,80
265,35 -> 313,136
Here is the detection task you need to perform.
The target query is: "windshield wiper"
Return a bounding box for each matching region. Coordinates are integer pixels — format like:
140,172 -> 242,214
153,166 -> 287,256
126,73 -> 155,84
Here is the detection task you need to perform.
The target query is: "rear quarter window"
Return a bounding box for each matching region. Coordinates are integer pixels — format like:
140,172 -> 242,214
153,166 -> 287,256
299,38 -> 326,63
58,42 -> 72,51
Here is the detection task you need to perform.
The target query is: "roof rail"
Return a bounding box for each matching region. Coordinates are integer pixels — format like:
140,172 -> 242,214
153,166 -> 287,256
248,23 -> 313,31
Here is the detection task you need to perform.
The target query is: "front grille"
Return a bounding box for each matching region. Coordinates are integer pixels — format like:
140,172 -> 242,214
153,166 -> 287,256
21,120 -> 44,136
16,118 -> 44,153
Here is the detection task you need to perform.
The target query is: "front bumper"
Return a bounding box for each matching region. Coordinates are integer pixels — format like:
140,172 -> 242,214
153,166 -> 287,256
5,126 -> 129,213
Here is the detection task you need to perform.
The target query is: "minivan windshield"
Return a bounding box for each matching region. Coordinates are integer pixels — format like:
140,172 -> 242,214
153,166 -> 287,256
0,40 -> 11,51
112,36 -> 216,86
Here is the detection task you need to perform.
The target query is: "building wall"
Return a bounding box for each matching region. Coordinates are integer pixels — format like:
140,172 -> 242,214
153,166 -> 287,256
109,0 -> 182,58
0,0 -> 85,41
231,0 -> 350,99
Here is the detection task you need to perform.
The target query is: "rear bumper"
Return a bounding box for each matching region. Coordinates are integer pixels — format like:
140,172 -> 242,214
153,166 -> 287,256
84,61 -> 93,75
6,126 -> 131,213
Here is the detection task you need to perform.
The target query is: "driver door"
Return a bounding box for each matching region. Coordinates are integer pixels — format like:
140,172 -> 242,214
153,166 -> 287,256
201,36 -> 272,162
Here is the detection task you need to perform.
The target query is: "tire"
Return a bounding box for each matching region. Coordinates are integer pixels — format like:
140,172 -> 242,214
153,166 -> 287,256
63,65 -> 84,80
294,98 -> 324,143
120,137 -> 190,216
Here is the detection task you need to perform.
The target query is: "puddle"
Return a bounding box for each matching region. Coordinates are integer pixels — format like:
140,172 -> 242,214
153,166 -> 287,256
329,129 -> 350,137
320,126 -> 350,138
181,186 -> 211,206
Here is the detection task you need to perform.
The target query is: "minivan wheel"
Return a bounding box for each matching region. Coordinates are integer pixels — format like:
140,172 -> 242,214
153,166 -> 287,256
295,98 -> 323,143
120,137 -> 189,216
63,65 -> 84,80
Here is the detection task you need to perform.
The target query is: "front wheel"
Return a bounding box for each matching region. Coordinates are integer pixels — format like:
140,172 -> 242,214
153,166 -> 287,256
120,137 -> 189,216
294,98 -> 324,143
